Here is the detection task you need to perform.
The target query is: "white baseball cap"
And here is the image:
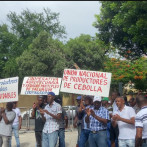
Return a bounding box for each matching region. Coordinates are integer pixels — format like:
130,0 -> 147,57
93,95 -> 102,102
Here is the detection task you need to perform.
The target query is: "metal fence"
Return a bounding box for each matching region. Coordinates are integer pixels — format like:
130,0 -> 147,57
19,106 -> 76,131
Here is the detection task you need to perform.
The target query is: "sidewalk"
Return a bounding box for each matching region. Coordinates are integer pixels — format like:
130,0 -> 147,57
11,129 -> 78,147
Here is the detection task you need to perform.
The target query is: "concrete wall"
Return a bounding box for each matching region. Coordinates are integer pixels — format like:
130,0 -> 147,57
0,94 -> 78,108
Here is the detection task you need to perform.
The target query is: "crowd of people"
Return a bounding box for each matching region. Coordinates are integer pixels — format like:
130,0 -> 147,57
0,91 -> 147,147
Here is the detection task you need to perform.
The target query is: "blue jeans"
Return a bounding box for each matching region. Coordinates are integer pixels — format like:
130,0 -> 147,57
88,131 -> 108,147
58,128 -> 65,147
119,139 -> 135,147
9,124 -> 20,147
42,131 -> 58,147
79,129 -> 90,147
77,123 -> 82,145
0,135 -> 11,147
142,142 -> 147,147
107,122 -> 111,147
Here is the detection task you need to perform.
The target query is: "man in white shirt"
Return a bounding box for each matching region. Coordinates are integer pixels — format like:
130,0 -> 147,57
9,102 -> 22,147
40,92 -> 62,147
0,102 -> 16,147
112,96 -> 136,147
135,94 -> 147,147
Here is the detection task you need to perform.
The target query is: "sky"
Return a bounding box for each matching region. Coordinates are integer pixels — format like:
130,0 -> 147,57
0,1 -> 101,42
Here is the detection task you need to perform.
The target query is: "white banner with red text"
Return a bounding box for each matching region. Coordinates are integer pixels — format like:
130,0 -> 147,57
21,77 -> 61,95
60,69 -> 112,97
0,77 -> 19,103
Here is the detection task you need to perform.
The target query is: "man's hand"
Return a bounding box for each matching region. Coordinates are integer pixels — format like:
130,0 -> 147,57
1,108 -> 5,113
112,115 -> 117,121
85,108 -> 91,116
114,114 -> 121,121
40,109 -> 45,115
90,109 -> 95,117
19,124 -> 21,130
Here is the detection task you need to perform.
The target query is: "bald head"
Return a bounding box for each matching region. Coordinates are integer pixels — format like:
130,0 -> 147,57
136,94 -> 147,108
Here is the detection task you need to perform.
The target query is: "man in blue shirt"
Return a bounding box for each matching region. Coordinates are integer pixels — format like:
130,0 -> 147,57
85,95 -> 109,147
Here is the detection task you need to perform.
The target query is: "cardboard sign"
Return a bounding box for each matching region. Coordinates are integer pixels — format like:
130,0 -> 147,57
0,77 -> 19,103
60,69 -> 112,97
21,77 -> 62,95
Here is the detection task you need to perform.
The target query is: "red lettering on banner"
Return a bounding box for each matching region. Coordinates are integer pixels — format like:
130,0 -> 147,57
2,92 -> 16,99
26,87 -> 30,91
73,84 -> 102,93
64,82 -> 71,88
104,80 -> 108,85
63,76 -> 68,81
64,69 -> 77,76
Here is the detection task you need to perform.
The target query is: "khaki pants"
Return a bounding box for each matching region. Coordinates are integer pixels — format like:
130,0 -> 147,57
0,135 -> 11,147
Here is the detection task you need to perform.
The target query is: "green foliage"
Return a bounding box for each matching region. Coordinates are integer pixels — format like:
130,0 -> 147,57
64,34 -> 106,71
93,1 -> 147,59
17,31 -> 71,80
104,57 -> 147,91
0,24 -> 20,78
0,8 -> 66,79
7,8 -> 66,51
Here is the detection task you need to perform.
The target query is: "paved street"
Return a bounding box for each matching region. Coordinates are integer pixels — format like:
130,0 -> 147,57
11,129 -> 78,147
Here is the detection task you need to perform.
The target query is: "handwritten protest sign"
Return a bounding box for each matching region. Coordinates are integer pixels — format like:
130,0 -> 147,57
0,77 -> 19,103
60,69 -> 112,97
21,77 -> 62,95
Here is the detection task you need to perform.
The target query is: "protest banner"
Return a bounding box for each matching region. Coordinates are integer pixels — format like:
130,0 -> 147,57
21,77 -> 62,95
0,77 -> 19,103
60,69 -> 112,97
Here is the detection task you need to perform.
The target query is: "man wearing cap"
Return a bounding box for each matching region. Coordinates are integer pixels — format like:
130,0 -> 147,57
40,92 -> 62,147
31,95 -> 46,147
85,95 -> 109,147
73,96 -> 82,147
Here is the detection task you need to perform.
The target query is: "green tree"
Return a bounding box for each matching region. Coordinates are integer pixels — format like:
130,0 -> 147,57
7,8 -> 66,52
104,57 -> 147,91
93,1 -> 147,59
17,31 -> 70,80
64,34 -> 106,71
0,8 -> 66,78
0,24 -> 19,78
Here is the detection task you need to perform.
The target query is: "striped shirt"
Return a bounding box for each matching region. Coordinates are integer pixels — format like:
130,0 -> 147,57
89,106 -> 109,131
79,105 -> 93,130
43,101 -> 62,133
135,106 -> 147,139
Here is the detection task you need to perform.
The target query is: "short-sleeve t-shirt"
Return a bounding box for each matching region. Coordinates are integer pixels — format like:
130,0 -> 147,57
135,106 -> 147,139
43,101 -> 62,133
114,105 -> 136,139
0,110 -> 16,136
12,108 -> 21,126
35,104 -> 46,132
